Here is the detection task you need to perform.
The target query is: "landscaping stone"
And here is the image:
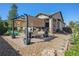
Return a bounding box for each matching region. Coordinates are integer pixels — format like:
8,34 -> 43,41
1,33 -> 71,56
41,48 -> 55,56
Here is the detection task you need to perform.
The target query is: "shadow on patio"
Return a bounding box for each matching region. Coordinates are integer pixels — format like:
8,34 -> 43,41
0,36 -> 21,56
30,34 -> 58,44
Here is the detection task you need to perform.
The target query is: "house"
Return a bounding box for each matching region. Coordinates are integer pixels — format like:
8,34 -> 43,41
36,11 -> 65,33
15,11 -> 65,34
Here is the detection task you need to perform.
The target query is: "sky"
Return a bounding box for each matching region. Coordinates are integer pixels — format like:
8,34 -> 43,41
0,3 -> 79,25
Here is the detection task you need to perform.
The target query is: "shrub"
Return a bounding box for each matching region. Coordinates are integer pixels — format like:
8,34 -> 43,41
71,32 -> 79,44
56,29 -> 62,33
71,24 -> 79,44
63,27 -> 72,33
65,23 -> 79,56
0,21 -> 8,35
0,27 -> 8,35
65,49 -> 79,56
65,44 -> 79,56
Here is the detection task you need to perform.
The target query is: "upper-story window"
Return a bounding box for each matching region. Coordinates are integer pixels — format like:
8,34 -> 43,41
58,19 -> 61,21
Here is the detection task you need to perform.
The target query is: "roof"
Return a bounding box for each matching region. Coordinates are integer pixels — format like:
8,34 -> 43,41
28,16 -> 45,27
51,11 -> 64,22
36,11 -> 64,22
36,13 -> 50,17
50,11 -> 61,16
15,11 -> 65,27
15,15 -> 45,27
36,11 -> 62,17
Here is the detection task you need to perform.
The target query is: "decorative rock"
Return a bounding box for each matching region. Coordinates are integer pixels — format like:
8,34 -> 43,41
55,48 -> 64,56
41,48 -> 55,56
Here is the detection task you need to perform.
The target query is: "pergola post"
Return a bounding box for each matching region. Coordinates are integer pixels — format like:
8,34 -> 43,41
23,14 -> 31,45
12,19 -> 15,38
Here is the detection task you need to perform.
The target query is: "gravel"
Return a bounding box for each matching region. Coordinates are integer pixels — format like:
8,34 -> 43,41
1,34 -> 71,56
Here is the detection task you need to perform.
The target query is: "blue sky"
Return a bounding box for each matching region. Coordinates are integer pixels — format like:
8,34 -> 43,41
0,3 -> 79,25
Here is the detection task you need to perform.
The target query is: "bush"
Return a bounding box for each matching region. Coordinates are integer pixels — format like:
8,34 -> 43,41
65,44 -> 79,56
56,29 -> 62,33
0,27 -> 8,35
0,21 -> 8,35
63,27 -> 72,33
71,32 -> 79,44
71,24 -> 79,44
4,31 -> 10,36
65,49 -> 79,56
65,23 -> 79,56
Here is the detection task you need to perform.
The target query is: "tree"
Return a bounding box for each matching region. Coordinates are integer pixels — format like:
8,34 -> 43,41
4,21 -> 8,27
8,4 -> 18,27
8,4 -> 18,38
0,17 -> 3,27
69,21 -> 75,29
0,16 -> 1,20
